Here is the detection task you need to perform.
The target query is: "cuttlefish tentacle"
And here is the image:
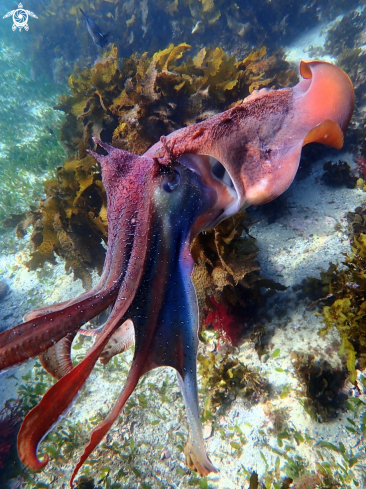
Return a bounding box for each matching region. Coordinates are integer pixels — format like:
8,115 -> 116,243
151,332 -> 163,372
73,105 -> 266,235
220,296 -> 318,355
19,154 -> 219,484
146,60 -> 354,221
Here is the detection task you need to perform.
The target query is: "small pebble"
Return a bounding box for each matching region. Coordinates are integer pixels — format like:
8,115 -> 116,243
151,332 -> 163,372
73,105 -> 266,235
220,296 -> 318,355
202,423 -> 212,439
160,448 -> 171,460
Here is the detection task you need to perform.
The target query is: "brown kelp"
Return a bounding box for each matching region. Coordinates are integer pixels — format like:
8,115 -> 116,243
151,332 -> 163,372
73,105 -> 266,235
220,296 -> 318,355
22,0 -> 360,87
191,210 -> 285,344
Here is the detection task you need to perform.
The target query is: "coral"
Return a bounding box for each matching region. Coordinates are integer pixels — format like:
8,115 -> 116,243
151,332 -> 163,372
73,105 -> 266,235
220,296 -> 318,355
0,399 -> 23,479
191,211 -> 286,344
321,160 -> 357,189
291,352 -> 348,421
198,346 -> 268,414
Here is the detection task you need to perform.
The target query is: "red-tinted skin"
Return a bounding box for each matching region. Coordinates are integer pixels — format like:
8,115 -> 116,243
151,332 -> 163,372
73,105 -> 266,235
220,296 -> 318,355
0,61 -> 354,485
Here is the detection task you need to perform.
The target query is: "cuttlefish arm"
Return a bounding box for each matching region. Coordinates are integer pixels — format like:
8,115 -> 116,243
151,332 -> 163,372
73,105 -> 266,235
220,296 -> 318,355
17,147 -> 158,472
146,60 -> 354,225
69,157 -> 219,483
0,143 -> 149,371
17,150 -> 219,484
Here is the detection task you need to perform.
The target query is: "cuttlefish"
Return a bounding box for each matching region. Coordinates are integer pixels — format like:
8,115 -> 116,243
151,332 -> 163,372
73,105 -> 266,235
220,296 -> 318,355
0,60 -> 354,485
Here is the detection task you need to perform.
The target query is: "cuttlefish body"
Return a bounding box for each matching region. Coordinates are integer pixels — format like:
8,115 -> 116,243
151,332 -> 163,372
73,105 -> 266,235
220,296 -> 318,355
0,61 -> 354,485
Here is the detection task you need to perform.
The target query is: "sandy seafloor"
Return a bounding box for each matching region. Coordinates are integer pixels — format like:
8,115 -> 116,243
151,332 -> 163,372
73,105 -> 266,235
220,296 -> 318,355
1,13 -> 366,489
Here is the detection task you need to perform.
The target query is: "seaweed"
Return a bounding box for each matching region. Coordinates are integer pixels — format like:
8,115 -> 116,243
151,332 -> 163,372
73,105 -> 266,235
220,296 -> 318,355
291,352 -> 348,422
318,232 -> 366,384
15,155 -> 107,288
0,399 -> 23,483
198,346 -> 268,415
21,0 -> 350,86
346,203 -> 366,238
55,43 -> 296,157
325,9 -> 366,58
321,160 -> 357,189
192,211 -> 286,344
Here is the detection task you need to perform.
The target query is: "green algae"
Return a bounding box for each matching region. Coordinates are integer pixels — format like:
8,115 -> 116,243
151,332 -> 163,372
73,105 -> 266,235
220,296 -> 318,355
319,233 -> 366,383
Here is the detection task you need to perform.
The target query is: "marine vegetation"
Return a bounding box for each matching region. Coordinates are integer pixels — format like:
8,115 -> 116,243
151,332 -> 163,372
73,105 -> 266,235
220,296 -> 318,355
324,6 -> 366,157
13,43 -> 297,288
191,210 -> 286,344
0,60 -> 354,486
321,160 -> 357,189
319,232 -> 366,384
291,352 -> 348,421
304,201 -> 366,385
198,347 -> 268,415
21,0 -> 357,82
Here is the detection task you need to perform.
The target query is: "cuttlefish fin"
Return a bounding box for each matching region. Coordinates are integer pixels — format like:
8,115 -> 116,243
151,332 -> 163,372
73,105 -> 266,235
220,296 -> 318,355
39,331 -> 77,380
296,60 -> 354,133
303,119 -> 344,148
241,60 -> 354,206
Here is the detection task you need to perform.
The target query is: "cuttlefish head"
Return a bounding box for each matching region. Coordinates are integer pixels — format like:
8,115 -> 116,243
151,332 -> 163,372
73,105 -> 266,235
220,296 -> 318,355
146,60 -> 354,227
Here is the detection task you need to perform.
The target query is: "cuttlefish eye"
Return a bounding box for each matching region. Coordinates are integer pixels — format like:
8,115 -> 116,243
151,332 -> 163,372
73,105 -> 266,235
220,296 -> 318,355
162,168 -> 181,193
